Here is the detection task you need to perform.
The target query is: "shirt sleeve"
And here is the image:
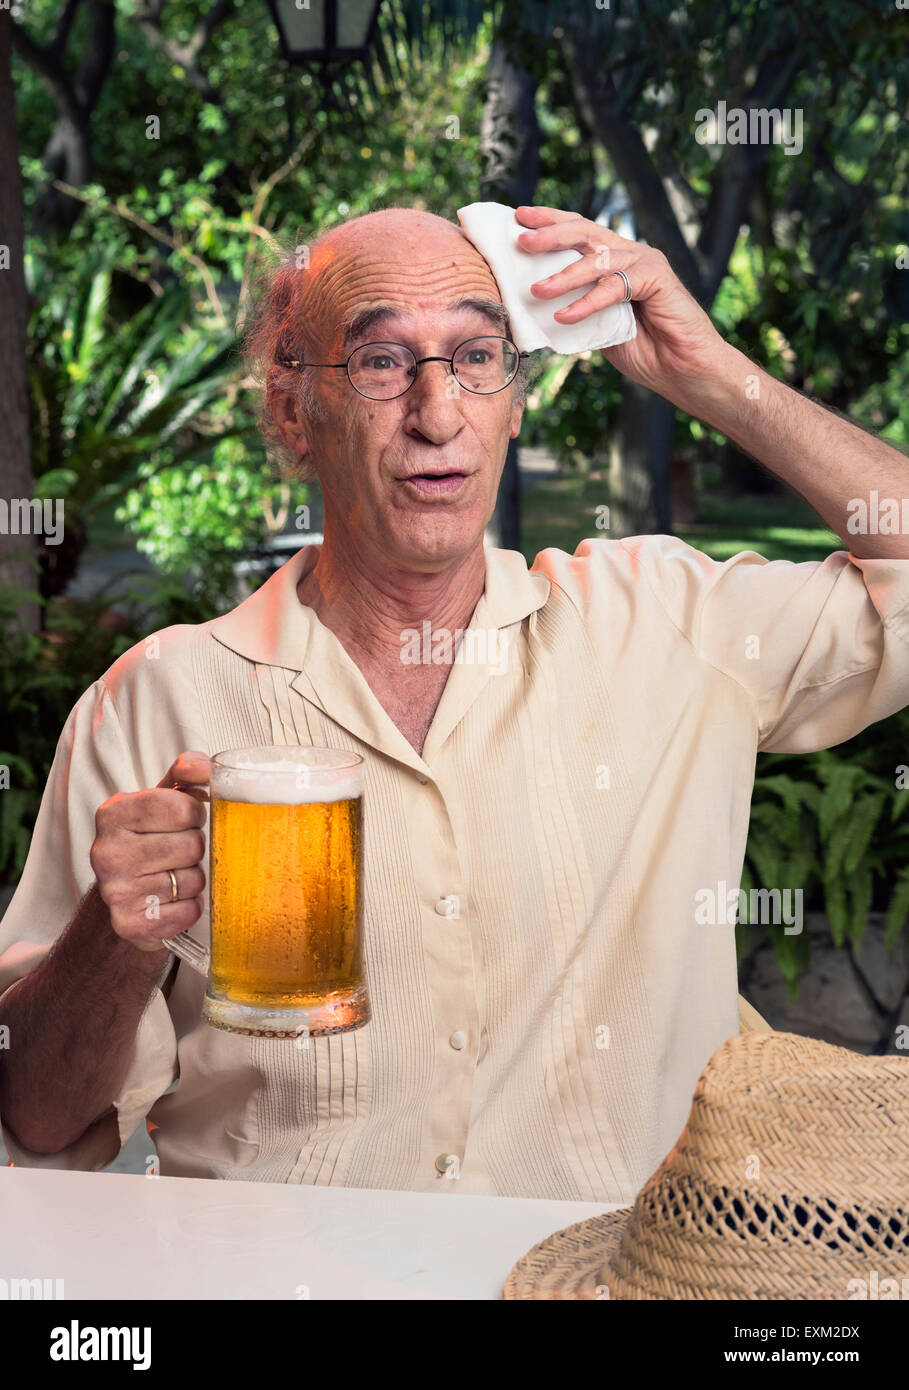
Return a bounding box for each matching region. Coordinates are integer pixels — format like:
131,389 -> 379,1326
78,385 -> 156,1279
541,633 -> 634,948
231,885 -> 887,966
617,535 -> 909,753
0,678 -> 179,1171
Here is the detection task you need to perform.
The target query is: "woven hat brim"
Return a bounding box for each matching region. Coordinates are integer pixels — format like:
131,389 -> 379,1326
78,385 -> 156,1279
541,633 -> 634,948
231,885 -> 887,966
503,1209 -> 631,1300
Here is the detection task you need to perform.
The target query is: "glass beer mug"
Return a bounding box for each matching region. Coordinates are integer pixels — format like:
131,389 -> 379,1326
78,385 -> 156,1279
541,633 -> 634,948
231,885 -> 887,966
164,746 -> 370,1039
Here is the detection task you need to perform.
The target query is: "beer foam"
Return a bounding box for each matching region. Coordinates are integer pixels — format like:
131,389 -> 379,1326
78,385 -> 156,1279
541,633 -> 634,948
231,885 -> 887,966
211,754 -> 362,805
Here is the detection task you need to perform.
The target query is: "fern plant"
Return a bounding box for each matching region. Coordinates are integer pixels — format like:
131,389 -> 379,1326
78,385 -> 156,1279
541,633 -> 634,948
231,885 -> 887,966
739,714 -> 909,996
26,248 -> 253,547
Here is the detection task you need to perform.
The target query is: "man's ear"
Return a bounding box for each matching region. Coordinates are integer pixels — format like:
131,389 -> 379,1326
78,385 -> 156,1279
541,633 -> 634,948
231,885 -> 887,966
270,383 -> 312,468
509,396 -> 524,441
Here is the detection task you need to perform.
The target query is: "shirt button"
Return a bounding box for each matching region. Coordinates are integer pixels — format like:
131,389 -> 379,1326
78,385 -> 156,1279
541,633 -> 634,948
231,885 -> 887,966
435,897 -> 456,917
416,774 -> 429,785
435,1153 -> 458,1175
449,1031 -> 467,1050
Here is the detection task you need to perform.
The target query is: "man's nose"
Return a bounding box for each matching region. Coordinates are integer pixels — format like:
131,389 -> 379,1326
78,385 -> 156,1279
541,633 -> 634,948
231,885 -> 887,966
402,359 -> 464,437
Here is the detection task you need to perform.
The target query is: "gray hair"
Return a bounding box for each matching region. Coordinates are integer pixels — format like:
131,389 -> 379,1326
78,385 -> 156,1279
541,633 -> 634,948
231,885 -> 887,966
239,235 -> 330,484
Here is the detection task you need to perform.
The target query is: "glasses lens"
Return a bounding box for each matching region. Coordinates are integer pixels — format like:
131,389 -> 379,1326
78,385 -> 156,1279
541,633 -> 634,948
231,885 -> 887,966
348,342 -> 416,399
453,337 -> 517,394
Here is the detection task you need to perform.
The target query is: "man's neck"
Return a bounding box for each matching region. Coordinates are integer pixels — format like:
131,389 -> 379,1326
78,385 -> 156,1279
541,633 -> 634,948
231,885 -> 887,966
296,530 -> 487,669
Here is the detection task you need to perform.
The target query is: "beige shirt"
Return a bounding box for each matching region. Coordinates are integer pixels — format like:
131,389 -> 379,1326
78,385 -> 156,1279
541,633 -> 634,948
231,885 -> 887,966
2,536 -> 909,1201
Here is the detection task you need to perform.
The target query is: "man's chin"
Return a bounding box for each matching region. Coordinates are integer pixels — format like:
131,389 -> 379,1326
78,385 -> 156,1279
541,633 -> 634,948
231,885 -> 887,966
385,510 -> 487,571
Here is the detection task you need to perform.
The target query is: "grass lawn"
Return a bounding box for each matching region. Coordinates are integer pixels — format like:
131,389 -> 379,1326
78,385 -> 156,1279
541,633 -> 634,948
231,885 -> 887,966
521,472 -> 842,567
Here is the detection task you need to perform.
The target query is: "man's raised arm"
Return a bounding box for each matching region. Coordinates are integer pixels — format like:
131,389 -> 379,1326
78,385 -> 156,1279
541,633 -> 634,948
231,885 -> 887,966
515,202 -> 909,561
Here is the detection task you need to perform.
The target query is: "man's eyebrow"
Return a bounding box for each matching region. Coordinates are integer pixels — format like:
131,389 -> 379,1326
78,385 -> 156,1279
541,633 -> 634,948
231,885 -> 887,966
449,297 -> 510,334
340,296 -> 510,351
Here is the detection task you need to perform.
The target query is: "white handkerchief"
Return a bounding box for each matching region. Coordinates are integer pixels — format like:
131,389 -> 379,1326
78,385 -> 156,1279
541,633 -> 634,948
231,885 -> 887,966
457,201 -> 637,355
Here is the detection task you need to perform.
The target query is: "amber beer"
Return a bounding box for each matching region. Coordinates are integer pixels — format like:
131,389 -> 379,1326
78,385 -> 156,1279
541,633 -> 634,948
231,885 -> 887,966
204,747 -> 369,1038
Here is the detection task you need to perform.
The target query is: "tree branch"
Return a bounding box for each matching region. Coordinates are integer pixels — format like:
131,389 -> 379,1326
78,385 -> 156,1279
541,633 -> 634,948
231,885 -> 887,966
37,176 -> 227,324
561,24 -> 706,298
649,138 -> 704,253
72,0 -> 116,114
238,128 -> 319,316
133,0 -> 233,101
10,17 -> 82,125
49,0 -> 82,59
697,45 -> 808,299
12,1 -> 116,237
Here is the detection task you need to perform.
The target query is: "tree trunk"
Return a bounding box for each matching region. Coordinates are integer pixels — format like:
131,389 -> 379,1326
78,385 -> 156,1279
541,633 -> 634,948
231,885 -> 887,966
0,11 -> 38,631
479,40 -> 539,553
607,384 -> 674,538
29,110 -> 93,241
15,0 -> 117,241
560,16 -> 804,540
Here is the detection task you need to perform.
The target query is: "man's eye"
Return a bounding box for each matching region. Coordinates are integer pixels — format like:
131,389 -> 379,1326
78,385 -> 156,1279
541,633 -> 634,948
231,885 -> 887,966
466,350 -> 491,364
368,355 -> 395,370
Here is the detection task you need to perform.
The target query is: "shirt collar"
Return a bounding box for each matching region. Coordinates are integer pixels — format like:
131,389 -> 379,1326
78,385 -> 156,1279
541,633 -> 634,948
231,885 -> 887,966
209,542 -> 551,771
210,542 -> 551,673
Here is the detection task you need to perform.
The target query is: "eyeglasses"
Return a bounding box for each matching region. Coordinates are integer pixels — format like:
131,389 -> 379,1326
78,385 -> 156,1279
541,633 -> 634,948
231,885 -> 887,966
276,336 -> 528,401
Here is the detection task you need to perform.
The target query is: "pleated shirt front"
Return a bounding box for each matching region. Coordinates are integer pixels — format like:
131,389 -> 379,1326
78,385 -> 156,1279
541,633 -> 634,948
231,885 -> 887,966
3,535 -> 909,1201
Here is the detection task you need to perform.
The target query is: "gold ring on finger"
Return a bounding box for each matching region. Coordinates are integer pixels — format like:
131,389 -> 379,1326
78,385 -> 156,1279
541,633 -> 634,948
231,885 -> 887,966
167,869 -> 179,903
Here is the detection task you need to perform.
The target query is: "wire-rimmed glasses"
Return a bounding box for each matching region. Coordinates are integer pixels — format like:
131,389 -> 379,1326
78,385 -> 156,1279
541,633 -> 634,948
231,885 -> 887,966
277,336 -> 528,401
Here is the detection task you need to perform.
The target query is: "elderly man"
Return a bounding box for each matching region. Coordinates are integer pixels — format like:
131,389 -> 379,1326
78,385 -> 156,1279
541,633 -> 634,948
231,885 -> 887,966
1,206 -> 908,1202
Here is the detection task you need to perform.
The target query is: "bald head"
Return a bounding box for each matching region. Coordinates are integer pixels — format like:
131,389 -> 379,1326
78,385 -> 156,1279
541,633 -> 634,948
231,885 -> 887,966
295,207 -> 506,361
312,206 -> 470,262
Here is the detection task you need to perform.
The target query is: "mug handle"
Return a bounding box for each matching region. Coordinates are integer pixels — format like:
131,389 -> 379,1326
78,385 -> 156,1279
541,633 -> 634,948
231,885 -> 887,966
161,775 -> 211,978
163,931 -> 210,977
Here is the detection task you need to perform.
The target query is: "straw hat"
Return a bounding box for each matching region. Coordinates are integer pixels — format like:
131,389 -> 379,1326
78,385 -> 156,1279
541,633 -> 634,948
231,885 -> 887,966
504,1030 -> 909,1300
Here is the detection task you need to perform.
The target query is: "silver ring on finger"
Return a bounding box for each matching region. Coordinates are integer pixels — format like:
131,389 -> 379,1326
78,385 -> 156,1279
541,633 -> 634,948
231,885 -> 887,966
167,869 -> 179,903
614,269 -> 633,302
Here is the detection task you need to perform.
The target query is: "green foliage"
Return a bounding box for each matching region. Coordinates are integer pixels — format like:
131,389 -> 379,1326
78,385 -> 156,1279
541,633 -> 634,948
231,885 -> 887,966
115,436 -> 301,610
0,576 -> 217,885
739,706 -> 909,997
25,245 -> 252,528
531,0 -> 907,476
16,1 -> 493,296
522,353 -> 623,465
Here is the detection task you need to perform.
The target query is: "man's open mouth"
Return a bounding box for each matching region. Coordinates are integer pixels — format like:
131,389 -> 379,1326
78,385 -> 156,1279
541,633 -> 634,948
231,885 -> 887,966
400,470 -> 470,494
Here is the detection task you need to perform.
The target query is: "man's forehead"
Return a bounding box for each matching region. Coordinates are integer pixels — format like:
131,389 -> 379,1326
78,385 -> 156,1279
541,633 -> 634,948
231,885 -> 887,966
338,295 -> 509,351
300,231 -> 503,346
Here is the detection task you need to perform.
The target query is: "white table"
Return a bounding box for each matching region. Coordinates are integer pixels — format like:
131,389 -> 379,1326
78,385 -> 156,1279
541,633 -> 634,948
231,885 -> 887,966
1,1167 -> 623,1300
